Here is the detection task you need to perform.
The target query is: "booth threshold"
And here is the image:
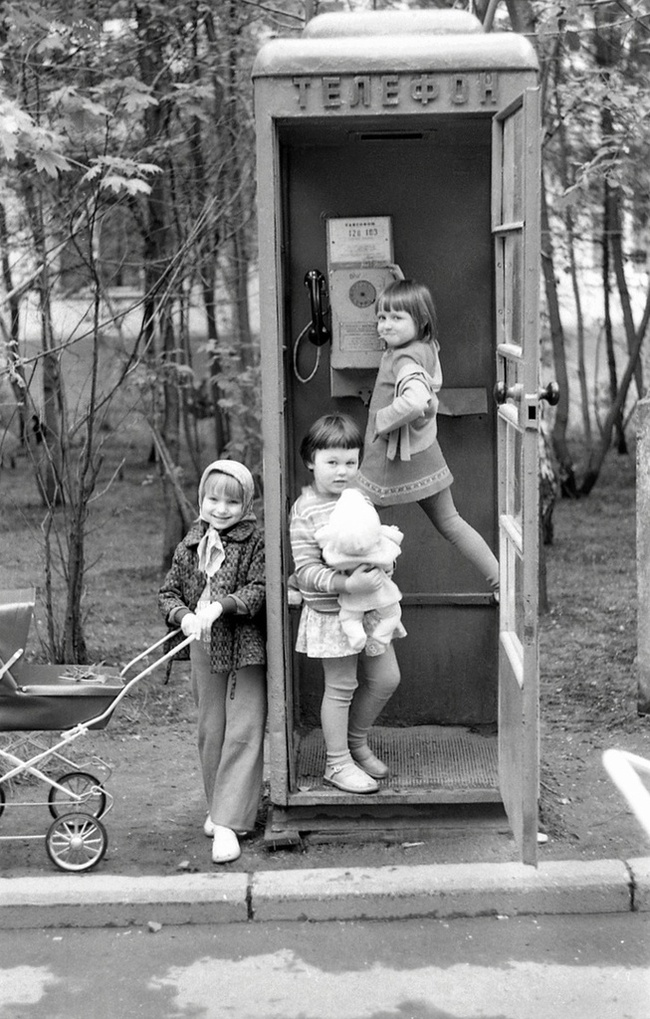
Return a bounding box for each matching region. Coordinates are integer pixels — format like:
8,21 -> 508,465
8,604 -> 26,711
265,725 -> 503,845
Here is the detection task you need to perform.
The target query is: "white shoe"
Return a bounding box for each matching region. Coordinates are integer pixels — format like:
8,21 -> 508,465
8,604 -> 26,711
350,748 -> 389,779
211,825 -> 241,864
324,761 -> 379,794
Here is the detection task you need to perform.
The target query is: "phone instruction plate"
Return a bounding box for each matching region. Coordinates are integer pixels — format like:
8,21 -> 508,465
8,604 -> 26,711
327,217 -> 393,267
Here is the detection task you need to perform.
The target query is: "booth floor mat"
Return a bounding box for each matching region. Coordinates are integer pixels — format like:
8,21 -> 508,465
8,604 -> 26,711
295,725 -> 498,792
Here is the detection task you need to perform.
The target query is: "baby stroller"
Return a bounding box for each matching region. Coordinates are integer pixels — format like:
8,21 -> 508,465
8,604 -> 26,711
0,588 -> 193,872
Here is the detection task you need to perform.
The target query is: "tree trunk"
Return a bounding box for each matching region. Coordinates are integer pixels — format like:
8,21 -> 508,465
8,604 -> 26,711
200,5 -> 235,457
551,69 -> 592,449
0,202 -> 30,444
63,498 -> 89,662
581,244 -> 650,496
22,181 -> 66,505
594,0 -> 644,407
609,187 -> 645,400
540,176 -> 575,494
136,4 -> 185,571
61,270 -> 103,663
161,308 -> 185,569
504,0 -> 537,35
603,180 -> 627,453
581,314 -> 646,494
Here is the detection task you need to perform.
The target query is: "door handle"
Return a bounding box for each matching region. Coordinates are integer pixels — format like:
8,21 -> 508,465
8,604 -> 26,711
304,270 -> 331,346
493,382 -> 522,405
539,381 -> 560,405
494,381 -> 560,406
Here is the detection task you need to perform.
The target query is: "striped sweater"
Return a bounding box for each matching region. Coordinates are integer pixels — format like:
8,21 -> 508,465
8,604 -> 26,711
289,486 -> 344,613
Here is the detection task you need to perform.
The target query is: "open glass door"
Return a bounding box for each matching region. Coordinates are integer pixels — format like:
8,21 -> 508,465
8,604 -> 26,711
492,87 -> 541,865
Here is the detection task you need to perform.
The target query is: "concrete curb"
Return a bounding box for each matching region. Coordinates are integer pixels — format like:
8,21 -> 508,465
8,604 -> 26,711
251,858 -> 634,922
0,872 -> 249,929
1,857 -> 648,928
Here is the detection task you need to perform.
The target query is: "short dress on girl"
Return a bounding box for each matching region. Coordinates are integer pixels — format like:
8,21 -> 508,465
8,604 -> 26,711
296,603 -> 404,659
357,339 -> 453,507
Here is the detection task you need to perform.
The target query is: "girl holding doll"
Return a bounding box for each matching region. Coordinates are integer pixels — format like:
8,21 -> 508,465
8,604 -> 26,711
289,414 -> 404,795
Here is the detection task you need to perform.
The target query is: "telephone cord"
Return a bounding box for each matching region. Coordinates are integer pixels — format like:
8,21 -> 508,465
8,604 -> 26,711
292,322 -> 321,384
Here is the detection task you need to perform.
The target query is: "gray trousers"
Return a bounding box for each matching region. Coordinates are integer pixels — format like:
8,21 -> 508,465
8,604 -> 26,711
190,640 -> 267,832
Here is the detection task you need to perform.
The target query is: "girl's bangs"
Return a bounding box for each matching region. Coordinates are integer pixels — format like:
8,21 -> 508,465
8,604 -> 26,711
376,293 -> 408,314
204,472 -> 243,501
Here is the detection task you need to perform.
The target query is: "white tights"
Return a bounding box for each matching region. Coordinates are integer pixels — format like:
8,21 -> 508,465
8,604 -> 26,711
320,645 -> 400,768
418,487 -> 499,590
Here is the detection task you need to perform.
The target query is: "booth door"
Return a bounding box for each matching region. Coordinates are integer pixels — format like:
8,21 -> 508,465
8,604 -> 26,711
492,87 -> 541,866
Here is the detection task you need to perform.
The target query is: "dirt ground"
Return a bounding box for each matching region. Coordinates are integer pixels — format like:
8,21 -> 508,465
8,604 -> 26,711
0,437 -> 648,876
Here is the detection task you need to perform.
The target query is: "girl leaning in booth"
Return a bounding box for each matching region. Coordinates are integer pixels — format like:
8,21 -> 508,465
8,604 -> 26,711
356,278 -> 499,597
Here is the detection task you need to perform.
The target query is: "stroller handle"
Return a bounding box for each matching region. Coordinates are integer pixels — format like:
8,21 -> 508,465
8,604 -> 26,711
64,631 -> 197,736
0,648 -> 23,690
119,629 -> 187,677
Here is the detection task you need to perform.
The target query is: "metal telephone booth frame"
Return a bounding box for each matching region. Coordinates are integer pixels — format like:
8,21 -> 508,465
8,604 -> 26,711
254,10 -> 543,864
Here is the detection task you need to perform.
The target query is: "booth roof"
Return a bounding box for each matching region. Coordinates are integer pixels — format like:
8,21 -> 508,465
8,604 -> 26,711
302,9 -> 484,39
252,30 -> 539,79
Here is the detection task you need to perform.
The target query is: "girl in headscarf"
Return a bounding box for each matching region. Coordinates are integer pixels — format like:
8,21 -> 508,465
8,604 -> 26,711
159,460 -> 266,864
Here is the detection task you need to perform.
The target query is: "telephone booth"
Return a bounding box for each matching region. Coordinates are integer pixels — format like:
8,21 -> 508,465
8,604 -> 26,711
254,8 -> 548,864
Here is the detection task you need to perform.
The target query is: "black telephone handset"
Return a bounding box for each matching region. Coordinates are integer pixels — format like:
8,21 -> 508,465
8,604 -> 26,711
303,269 -> 331,346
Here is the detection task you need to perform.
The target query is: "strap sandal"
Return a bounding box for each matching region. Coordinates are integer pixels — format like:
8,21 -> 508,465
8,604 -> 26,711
323,761 -> 379,794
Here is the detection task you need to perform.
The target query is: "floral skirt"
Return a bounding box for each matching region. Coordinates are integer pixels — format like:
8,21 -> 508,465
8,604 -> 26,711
356,439 -> 452,507
296,605 -> 406,659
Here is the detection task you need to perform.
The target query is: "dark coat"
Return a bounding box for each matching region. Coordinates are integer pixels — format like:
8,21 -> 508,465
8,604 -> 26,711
159,519 -> 266,673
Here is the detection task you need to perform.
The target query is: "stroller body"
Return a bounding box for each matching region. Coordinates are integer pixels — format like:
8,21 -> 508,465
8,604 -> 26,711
0,589 -> 125,731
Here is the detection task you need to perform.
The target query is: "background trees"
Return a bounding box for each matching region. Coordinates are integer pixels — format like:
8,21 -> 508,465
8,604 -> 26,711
531,0 -> 650,494
0,0 -> 303,658
1,0 -> 648,660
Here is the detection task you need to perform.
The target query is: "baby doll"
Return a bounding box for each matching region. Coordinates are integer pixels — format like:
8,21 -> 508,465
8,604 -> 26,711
314,488 -> 405,654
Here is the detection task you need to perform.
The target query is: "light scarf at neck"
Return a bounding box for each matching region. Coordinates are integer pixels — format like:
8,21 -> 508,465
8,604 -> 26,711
197,527 -> 226,578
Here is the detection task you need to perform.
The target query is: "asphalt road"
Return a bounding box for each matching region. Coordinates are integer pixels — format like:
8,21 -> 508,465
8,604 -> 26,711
1,913 -> 649,1018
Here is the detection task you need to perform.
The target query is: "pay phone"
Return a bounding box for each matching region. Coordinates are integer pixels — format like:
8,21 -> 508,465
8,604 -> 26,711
327,216 -> 400,370
301,216 -> 402,396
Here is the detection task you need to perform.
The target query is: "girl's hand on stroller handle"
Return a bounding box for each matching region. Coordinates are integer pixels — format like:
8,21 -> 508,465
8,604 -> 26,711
181,613 -> 201,639
195,603 -> 223,640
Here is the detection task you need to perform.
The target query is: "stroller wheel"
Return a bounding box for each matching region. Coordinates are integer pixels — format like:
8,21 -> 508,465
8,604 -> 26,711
46,812 -> 108,872
48,771 -> 107,819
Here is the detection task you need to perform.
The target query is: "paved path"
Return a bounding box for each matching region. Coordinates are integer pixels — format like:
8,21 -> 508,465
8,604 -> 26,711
1,914 -> 649,1019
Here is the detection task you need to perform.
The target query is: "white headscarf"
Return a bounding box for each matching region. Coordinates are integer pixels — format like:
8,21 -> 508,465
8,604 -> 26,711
196,460 -> 256,578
